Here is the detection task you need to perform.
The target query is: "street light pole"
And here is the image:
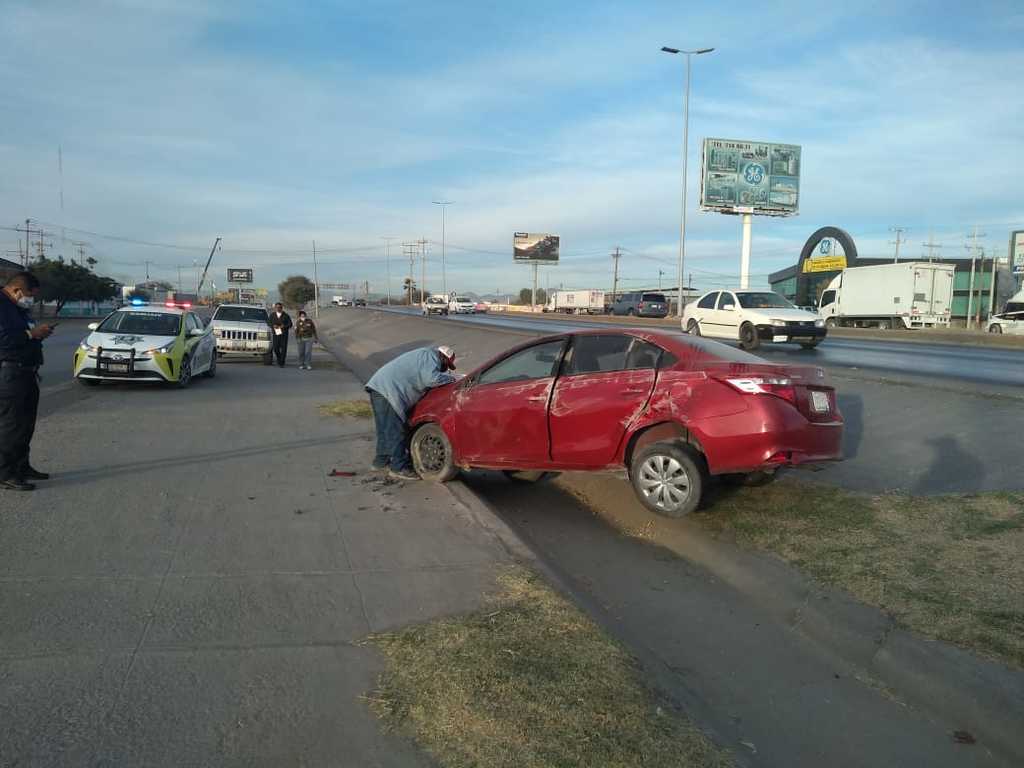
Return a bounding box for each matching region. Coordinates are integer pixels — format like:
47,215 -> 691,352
662,45 -> 714,316
381,236 -> 397,306
432,201 -> 453,298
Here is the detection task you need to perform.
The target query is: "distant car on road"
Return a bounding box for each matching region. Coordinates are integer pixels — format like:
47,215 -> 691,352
448,296 -> 476,314
609,292 -> 669,318
423,295 -> 449,316
474,301 -> 490,314
73,301 -> 217,388
408,329 -> 843,518
354,298 -> 367,307
684,290 -> 827,351
210,303 -> 274,365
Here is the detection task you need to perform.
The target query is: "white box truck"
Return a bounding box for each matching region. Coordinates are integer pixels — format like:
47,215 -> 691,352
817,262 -> 954,329
543,289 -> 606,314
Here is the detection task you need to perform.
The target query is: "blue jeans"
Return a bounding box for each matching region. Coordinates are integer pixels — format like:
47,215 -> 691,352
368,390 -> 410,471
298,339 -> 314,367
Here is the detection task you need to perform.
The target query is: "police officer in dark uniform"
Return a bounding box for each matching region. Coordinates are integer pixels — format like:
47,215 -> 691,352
0,272 -> 55,491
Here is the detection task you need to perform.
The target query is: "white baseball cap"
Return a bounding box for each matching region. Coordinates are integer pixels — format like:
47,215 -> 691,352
437,345 -> 456,369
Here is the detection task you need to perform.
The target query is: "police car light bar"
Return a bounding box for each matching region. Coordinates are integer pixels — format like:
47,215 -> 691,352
131,298 -> 147,306
164,301 -> 193,309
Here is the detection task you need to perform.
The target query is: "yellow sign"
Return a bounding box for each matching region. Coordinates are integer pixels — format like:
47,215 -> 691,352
803,256 -> 847,273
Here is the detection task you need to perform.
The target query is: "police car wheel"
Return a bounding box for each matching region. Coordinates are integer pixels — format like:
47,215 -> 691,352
176,357 -> 193,389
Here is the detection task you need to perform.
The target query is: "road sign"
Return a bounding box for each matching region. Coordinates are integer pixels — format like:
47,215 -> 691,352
513,233 -> 560,262
700,138 -> 801,216
320,282 -> 350,290
802,255 -> 847,273
1011,230 -> 1024,273
227,268 -> 253,283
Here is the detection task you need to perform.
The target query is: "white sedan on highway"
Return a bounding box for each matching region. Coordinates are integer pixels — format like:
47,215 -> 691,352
448,296 -> 476,314
683,290 -> 827,351
987,310 -> 1024,335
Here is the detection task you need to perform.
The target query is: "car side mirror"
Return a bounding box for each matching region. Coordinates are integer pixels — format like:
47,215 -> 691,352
188,328 -> 205,337
87,322 -> 99,330
721,303 -> 735,311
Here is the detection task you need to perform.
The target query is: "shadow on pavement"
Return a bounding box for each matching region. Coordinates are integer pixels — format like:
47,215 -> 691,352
913,435 -> 986,495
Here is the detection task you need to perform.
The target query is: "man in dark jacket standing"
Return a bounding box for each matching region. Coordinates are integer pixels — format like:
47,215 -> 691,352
294,310 -> 318,370
269,302 -> 292,367
0,272 -> 55,491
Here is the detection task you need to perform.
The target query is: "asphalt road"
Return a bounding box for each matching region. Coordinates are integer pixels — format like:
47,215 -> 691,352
383,307 -> 1024,389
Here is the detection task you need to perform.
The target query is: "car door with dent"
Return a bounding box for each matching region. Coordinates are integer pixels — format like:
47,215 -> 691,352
454,339 -> 567,467
549,335 -> 660,467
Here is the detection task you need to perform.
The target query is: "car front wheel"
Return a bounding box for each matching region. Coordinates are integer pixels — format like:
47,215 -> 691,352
988,324 -> 1002,334
176,357 -> 192,389
739,323 -> 760,351
686,319 -> 701,336
410,423 -> 458,483
629,441 -> 704,518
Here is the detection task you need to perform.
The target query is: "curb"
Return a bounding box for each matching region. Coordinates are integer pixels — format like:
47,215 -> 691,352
316,310 -> 1024,764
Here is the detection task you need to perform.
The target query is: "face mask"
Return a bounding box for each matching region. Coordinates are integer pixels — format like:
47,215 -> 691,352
17,296 -> 33,309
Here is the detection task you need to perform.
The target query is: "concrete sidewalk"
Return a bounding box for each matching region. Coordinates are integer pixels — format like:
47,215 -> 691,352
0,345 -> 517,767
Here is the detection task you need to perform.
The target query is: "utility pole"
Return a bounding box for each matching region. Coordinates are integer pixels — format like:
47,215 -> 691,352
195,236 -> 222,299
381,236 -> 397,306
402,242 -> 417,305
658,269 -> 664,290
432,201 -> 453,298
890,226 -> 906,264
965,226 -> 986,329
177,265 -> 183,294
312,240 -> 320,319
611,247 -> 621,303
922,231 -> 942,263
418,238 -> 428,310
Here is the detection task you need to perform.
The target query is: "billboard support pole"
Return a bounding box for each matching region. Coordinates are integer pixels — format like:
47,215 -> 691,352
312,240 -> 320,319
740,213 -> 752,290
531,262 -> 538,312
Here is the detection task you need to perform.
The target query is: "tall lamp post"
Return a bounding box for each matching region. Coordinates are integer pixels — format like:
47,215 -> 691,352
661,45 -> 714,316
432,201 -> 453,298
381,235 -> 397,305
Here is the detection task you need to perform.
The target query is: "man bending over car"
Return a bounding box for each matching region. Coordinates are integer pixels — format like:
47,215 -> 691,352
365,345 -> 457,480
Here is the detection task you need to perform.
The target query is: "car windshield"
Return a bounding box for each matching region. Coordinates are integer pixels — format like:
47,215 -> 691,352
214,306 -> 270,323
97,311 -> 181,336
641,293 -> 667,303
736,292 -> 795,309
456,297 -> 472,303
427,297 -> 445,304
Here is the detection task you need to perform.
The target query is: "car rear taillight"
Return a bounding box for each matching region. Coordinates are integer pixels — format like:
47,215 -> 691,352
722,377 -> 798,407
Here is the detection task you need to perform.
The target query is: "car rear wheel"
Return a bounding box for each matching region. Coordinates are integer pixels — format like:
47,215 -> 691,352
988,323 -> 1002,334
502,470 -> 558,483
686,319 -> 701,336
629,441 -> 704,518
176,357 -> 192,389
410,423 -> 458,483
739,323 -> 760,351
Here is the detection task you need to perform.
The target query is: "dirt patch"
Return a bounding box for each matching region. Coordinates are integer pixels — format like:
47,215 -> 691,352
564,474 -> 1024,669
318,398 -> 373,419
365,567 -> 731,768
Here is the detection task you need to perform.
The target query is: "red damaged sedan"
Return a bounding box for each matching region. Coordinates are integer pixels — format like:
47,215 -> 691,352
408,329 -> 843,517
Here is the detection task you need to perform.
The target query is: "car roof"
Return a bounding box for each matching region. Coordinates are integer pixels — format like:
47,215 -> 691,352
117,305 -> 187,315
216,303 -> 267,309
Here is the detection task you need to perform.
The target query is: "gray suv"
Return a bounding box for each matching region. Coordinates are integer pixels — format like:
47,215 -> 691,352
610,292 -> 669,318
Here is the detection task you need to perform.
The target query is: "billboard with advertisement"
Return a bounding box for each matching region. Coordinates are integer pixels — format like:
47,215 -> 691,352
227,268 -> 253,283
1011,230 -> 1024,274
514,232 -> 560,262
700,138 -> 801,215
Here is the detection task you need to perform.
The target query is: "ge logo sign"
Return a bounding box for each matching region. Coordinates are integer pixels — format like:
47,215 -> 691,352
743,164 -> 765,185
819,240 -> 832,254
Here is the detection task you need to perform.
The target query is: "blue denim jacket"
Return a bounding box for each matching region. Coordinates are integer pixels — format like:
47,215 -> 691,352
365,347 -> 455,420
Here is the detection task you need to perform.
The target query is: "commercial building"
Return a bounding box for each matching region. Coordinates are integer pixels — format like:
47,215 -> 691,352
0,256 -> 22,283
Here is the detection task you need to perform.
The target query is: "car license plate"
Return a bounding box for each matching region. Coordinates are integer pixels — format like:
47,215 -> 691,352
810,390 -> 830,413
105,362 -> 129,372
773,335 -> 788,343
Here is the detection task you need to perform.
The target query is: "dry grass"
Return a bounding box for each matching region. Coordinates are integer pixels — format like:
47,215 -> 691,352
696,481 -> 1024,668
318,398 -> 373,419
366,567 -> 731,768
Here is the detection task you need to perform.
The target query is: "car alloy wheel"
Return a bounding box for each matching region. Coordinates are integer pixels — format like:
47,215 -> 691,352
686,319 -> 701,336
176,357 -> 192,389
630,441 -> 703,518
739,323 -> 760,351
410,423 -> 458,483
988,324 -> 1002,334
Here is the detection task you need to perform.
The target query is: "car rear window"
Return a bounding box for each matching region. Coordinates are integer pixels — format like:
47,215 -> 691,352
641,293 -> 666,303
564,335 -> 632,375
214,306 -> 270,323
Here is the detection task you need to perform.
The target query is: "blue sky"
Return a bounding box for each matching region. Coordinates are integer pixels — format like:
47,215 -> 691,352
1,0 -> 1022,298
